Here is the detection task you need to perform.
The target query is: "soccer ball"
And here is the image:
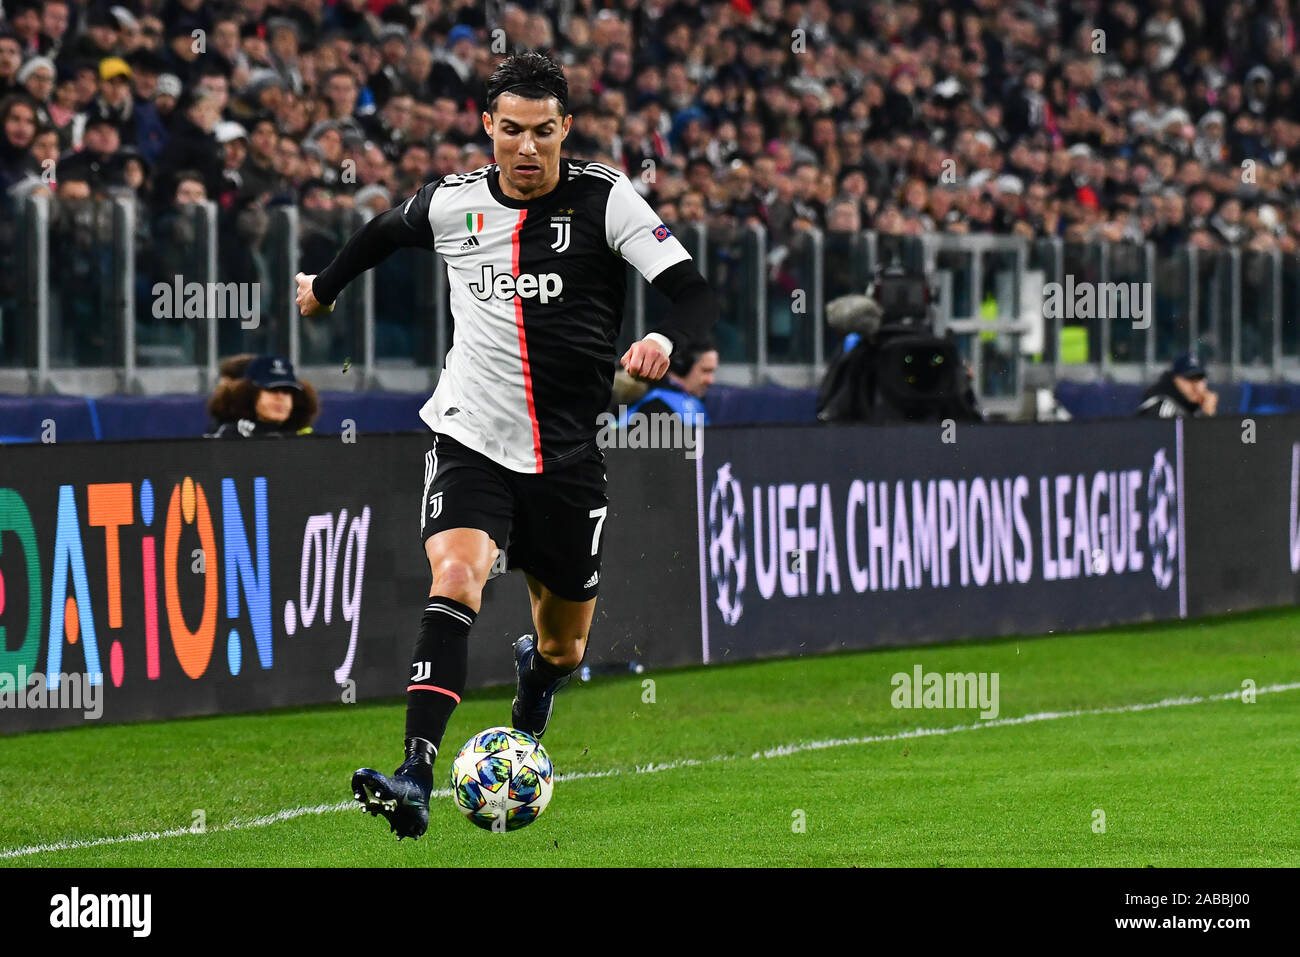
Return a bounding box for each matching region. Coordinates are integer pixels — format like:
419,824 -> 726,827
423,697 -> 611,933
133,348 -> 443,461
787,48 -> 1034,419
450,727 -> 553,831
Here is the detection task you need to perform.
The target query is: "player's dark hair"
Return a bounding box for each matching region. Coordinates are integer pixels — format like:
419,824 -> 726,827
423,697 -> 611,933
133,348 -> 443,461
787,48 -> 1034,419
485,50 -> 569,117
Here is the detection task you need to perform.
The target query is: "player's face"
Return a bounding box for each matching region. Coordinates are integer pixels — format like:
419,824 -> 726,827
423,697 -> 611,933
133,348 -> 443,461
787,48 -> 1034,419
484,93 -> 572,199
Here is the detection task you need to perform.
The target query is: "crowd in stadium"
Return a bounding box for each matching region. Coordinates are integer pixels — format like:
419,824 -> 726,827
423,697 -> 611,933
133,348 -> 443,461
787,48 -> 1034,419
1,0 -> 1298,256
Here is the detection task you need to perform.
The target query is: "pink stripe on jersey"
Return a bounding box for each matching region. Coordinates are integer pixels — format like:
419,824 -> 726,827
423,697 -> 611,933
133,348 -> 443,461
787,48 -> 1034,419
511,209 -> 544,471
407,684 -> 461,702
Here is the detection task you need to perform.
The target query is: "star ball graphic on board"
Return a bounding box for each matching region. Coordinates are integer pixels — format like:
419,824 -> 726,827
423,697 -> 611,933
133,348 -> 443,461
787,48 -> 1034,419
1146,447 -> 1177,591
708,462 -> 747,626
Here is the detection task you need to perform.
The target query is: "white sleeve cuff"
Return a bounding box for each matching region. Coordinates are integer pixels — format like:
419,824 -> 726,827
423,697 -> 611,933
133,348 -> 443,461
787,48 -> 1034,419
644,332 -> 674,357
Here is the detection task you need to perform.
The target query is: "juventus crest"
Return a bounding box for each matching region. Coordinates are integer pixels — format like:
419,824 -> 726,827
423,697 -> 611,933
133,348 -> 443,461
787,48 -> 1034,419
550,209 -> 575,252
550,221 -> 570,252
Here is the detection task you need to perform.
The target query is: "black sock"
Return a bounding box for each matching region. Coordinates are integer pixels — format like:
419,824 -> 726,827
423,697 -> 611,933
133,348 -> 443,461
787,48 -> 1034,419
522,639 -> 584,695
397,737 -> 436,792
404,595 -> 476,769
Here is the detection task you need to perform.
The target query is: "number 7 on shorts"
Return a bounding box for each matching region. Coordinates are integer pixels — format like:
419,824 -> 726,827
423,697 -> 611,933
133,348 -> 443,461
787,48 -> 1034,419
588,506 -> 608,557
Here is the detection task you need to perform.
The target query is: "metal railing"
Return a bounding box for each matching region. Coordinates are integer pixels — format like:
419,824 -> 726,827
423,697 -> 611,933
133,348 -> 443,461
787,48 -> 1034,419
3,193 -> 1300,406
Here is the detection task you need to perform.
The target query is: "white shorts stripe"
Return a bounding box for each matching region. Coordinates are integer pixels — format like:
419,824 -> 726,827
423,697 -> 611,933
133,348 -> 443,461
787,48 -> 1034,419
420,448 -> 434,533
421,436 -> 440,534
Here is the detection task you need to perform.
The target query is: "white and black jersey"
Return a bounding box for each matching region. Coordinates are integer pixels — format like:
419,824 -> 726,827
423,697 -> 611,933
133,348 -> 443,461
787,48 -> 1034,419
314,157 -> 716,473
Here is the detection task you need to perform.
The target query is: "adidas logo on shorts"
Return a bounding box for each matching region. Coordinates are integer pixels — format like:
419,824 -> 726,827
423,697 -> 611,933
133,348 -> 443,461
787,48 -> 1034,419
584,571 -> 599,588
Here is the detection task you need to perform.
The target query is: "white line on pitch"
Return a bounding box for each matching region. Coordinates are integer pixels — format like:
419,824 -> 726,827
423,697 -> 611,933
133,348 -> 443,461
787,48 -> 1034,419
2,680 -> 1296,861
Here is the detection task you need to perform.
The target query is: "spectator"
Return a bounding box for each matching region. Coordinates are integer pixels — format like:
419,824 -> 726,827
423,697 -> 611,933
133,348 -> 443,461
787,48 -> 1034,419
29,123 -> 58,174
1137,353 -> 1219,418
74,55 -> 164,162
6,0 -> 42,55
0,31 -> 22,98
152,86 -> 221,208
38,0 -> 71,60
56,113 -> 127,196
430,25 -> 478,106
206,354 -> 319,438
162,16 -> 204,85
17,56 -> 54,124
153,73 -> 181,122
237,115 -> 284,206
68,5 -> 121,65
626,339 -> 718,424
149,169 -> 208,286
0,93 -> 39,193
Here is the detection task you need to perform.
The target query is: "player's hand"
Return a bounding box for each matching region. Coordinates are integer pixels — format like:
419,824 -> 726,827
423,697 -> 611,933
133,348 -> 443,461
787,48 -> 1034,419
295,272 -> 333,316
1201,389 -> 1218,416
621,337 -> 670,382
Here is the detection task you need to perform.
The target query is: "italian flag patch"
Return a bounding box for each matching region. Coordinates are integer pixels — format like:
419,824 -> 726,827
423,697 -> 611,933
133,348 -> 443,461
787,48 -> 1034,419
466,212 -> 484,232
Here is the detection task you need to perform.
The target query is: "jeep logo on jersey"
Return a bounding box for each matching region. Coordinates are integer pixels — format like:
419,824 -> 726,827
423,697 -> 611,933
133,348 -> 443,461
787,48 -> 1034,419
467,265 -> 564,303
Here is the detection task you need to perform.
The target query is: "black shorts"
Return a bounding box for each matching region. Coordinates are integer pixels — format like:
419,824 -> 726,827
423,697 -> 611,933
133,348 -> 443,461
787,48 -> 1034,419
419,433 -> 609,602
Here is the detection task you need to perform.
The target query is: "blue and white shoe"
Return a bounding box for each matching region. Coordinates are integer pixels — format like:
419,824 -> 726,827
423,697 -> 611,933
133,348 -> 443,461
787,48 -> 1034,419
511,635 -> 572,738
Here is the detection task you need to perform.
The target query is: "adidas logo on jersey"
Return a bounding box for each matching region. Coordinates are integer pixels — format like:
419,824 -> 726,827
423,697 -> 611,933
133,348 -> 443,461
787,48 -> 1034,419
584,571 -> 599,588
459,235 -> 480,251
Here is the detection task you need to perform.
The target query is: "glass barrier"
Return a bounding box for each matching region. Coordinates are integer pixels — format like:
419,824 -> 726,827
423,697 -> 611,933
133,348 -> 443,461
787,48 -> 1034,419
875,233 -> 926,272
1283,253 -> 1300,360
705,222 -> 760,364
1105,242 -> 1149,365
1028,239 -> 1061,364
48,197 -> 122,368
1240,249 -> 1277,368
259,208 -> 297,358
977,245 -> 1023,396
8,207 -> 1299,400
977,335 -> 1020,399
1193,246 -> 1231,365
1153,246 -> 1192,363
375,245 -> 439,365
822,229 -> 873,356
936,244 -> 975,322
296,206 -> 368,367
767,228 -> 817,363
1059,242 -> 1102,366
0,194 -> 38,367
134,200 -> 210,367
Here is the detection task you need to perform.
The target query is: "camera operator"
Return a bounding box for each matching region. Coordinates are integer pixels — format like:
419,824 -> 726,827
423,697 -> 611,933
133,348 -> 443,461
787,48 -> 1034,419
818,264 -> 982,424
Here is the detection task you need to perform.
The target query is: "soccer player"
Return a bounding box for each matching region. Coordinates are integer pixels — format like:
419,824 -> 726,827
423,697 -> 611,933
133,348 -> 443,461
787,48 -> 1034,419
294,51 -> 718,839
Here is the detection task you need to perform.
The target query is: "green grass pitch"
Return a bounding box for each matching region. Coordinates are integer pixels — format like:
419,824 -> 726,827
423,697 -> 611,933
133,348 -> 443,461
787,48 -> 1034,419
3,607 -> 1298,867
